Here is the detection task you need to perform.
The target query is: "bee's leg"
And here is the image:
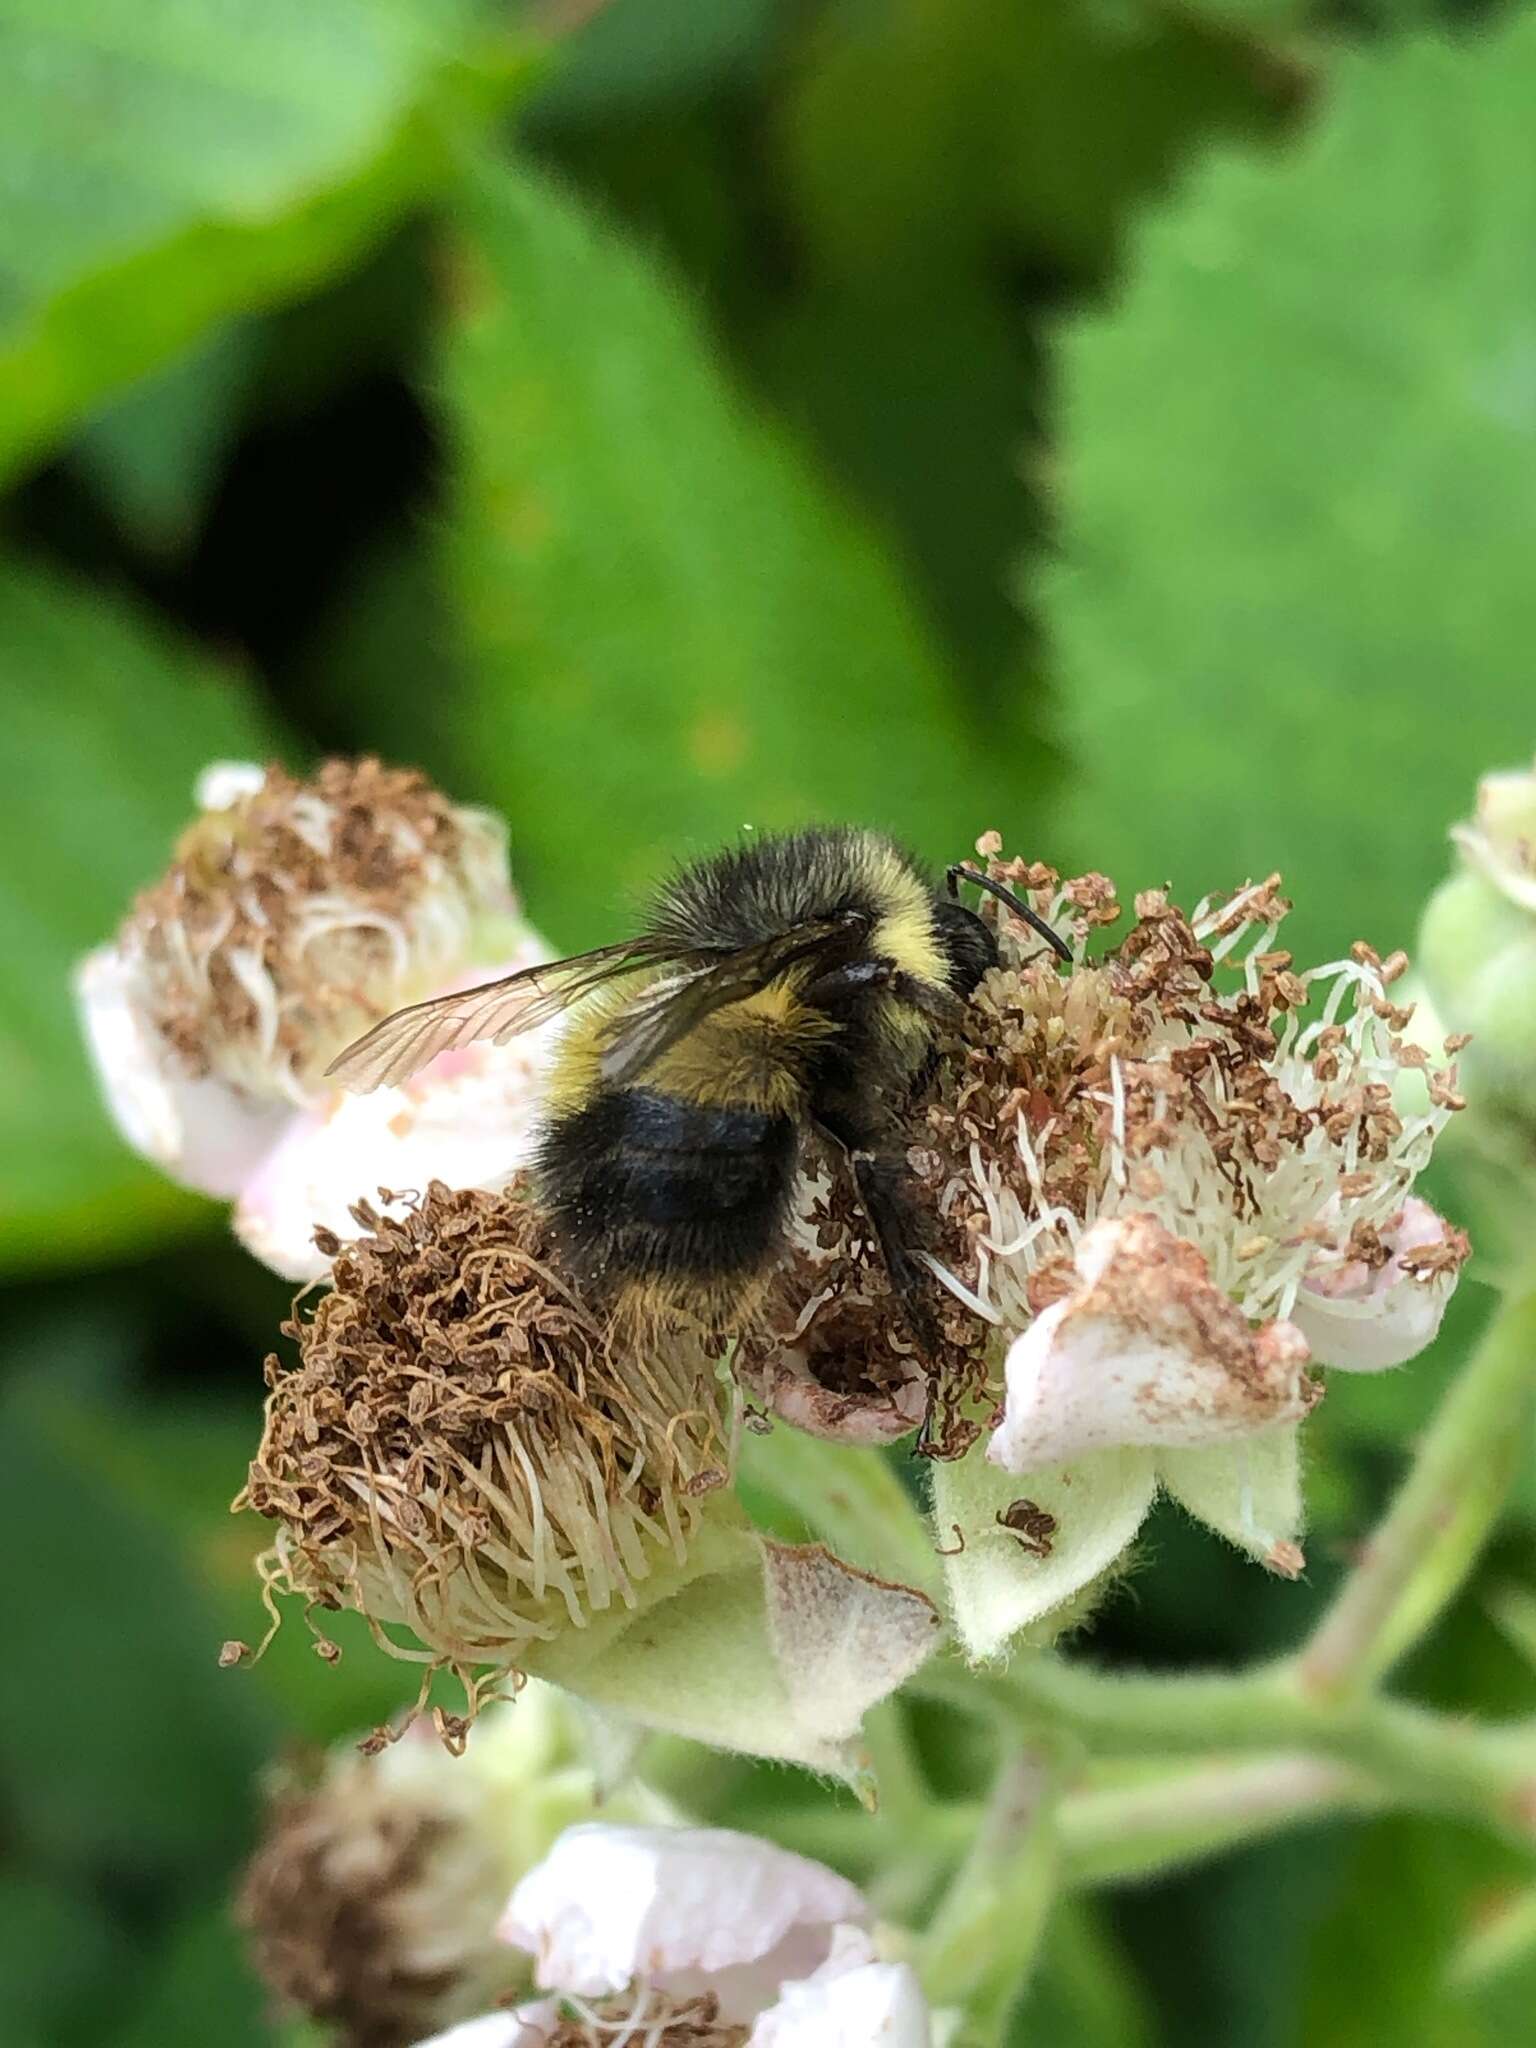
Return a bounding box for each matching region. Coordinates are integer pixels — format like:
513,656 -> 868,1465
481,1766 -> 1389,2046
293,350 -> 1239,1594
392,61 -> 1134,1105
812,1110 -> 940,1358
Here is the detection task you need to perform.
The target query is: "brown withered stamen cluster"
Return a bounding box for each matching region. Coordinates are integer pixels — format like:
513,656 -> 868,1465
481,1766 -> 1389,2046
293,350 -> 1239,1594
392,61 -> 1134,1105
749,840 -> 1467,1443
240,1180 -> 732,1728
545,1993 -> 749,2046
127,757 -> 496,1086
237,1753 -> 515,2048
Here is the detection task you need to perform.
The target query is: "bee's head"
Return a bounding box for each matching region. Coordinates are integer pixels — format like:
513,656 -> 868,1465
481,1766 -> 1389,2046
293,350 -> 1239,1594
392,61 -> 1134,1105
932,897 -> 999,996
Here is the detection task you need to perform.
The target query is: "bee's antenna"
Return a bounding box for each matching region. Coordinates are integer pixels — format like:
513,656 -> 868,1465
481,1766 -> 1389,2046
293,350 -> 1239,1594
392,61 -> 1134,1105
947,864 -> 1073,964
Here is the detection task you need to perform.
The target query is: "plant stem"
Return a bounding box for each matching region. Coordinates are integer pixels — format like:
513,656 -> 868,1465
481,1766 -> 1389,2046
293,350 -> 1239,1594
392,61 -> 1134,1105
914,1654 -> 1536,1847
1300,1283 -> 1536,1700
1056,1753 -> 1382,1884
919,1746 -> 1061,2043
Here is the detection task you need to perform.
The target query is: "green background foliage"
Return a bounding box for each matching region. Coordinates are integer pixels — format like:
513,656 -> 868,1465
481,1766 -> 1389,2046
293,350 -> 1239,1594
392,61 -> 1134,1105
1,1 -> 1533,2041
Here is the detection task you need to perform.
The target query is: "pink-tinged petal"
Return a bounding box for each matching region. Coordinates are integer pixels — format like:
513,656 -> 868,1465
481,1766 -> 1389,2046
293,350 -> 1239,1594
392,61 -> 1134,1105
412,2003 -> 560,2048
989,1215 -> 1317,1473
498,1824 -> 866,2002
233,953 -> 558,1281
749,1927 -> 931,2048
1292,1197 -> 1465,1373
735,1335 -> 927,1446
74,944 -> 292,1198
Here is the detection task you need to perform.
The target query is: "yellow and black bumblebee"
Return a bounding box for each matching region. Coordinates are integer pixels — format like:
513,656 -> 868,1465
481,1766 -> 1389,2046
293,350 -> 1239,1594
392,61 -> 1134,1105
328,828 -> 1070,1347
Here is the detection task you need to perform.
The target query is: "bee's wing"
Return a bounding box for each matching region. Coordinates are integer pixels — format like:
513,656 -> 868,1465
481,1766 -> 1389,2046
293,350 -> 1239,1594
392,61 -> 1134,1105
597,914 -> 867,1087
324,941 -> 669,1093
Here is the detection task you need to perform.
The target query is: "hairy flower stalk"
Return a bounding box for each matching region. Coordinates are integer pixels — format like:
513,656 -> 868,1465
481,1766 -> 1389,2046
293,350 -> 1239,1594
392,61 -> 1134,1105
770,842 -> 1469,1658
75,757 -> 551,1275
239,1685 -> 671,2048
237,1181 -> 938,1774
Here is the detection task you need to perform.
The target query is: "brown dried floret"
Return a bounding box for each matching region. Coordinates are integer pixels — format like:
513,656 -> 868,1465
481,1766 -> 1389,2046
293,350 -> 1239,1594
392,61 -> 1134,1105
121,757 -> 512,1094
238,1179 -> 733,1732
237,1744 -> 523,2048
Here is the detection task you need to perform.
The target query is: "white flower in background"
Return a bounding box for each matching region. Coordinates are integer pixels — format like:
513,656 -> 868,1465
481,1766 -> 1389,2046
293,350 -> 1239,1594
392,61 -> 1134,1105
75,757 -> 553,1271
241,1182 -> 939,1782
239,1683 -> 674,2048
915,853 -> 1468,1658
415,1823 -> 932,2048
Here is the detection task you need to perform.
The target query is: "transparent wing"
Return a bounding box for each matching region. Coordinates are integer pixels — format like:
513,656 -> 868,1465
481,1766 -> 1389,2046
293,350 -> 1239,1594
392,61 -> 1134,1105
324,941 -> 668,1093
597,913 -> 868,1086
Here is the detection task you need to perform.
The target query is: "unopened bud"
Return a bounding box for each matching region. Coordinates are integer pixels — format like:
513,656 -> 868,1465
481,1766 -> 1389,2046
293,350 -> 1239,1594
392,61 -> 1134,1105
1420,766 -> 1536,1123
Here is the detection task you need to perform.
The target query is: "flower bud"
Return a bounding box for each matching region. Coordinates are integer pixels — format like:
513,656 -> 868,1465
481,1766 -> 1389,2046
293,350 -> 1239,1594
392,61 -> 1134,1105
76,757 -> 531,1199
1419,866 -> 1536,1124
239,1685 -> 671,2048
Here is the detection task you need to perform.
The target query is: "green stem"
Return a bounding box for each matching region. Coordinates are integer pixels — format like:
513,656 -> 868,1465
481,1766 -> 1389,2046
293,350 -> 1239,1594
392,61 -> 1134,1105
919,1746 -> 1061,2043
1299,1284 -> 1536,1700
914,1654 -> 1536,1847
1056,1753 -> 1383,1885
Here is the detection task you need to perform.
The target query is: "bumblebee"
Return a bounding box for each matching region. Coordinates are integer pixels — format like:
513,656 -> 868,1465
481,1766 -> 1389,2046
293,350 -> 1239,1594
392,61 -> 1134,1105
328,828 -> 1070,1346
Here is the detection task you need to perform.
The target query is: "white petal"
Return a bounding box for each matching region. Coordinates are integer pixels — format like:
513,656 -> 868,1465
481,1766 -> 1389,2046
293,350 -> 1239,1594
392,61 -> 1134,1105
1292,1197 -> 1459,1373
1159,1425 -> 1305,1575
750,1936 -> 931,2048
498,1824 -> 866,2000
74,944 -> 292,1199
411,2002 -> 560,2048
931,1437 -> 1156,1661
194,759 -> 267,811
233,959 -> 558,1280
989,1215 -> 1315,1470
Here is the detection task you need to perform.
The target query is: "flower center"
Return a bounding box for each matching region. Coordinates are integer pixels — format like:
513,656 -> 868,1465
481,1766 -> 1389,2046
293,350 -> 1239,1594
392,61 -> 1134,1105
545,1989 -> 749,2046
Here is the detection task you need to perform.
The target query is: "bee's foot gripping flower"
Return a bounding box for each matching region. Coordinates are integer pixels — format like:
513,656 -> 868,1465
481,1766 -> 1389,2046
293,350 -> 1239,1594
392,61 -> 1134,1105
75,758 -> 551,1274
804,850 -> 1470,1661
415,1823 -> 932,2048
238,1685 -> 678,2048
238,1182 -> 938,1782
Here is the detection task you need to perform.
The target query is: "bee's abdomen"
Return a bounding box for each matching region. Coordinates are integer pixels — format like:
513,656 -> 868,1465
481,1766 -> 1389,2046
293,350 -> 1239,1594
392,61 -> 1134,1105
535,1086 -> 798,1300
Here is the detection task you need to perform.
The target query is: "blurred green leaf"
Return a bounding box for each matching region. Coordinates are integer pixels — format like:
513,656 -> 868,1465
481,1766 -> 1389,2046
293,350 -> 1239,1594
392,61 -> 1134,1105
0,555 -> 285,1271
527,0 -> 780,122
1046,17 -> 1536,964
1017,1893 -> 1156,2048
0,0 -> 532,484
110,1904 -> 269,2048
777,0 -> 1282,289
440,152 -> 1046,943
1297,1815 -> 1536,2046
70,322 -> 263,558
757,280 -> 1044,704
0,1353 -> 273,1877
0,1869 -> 132,2048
